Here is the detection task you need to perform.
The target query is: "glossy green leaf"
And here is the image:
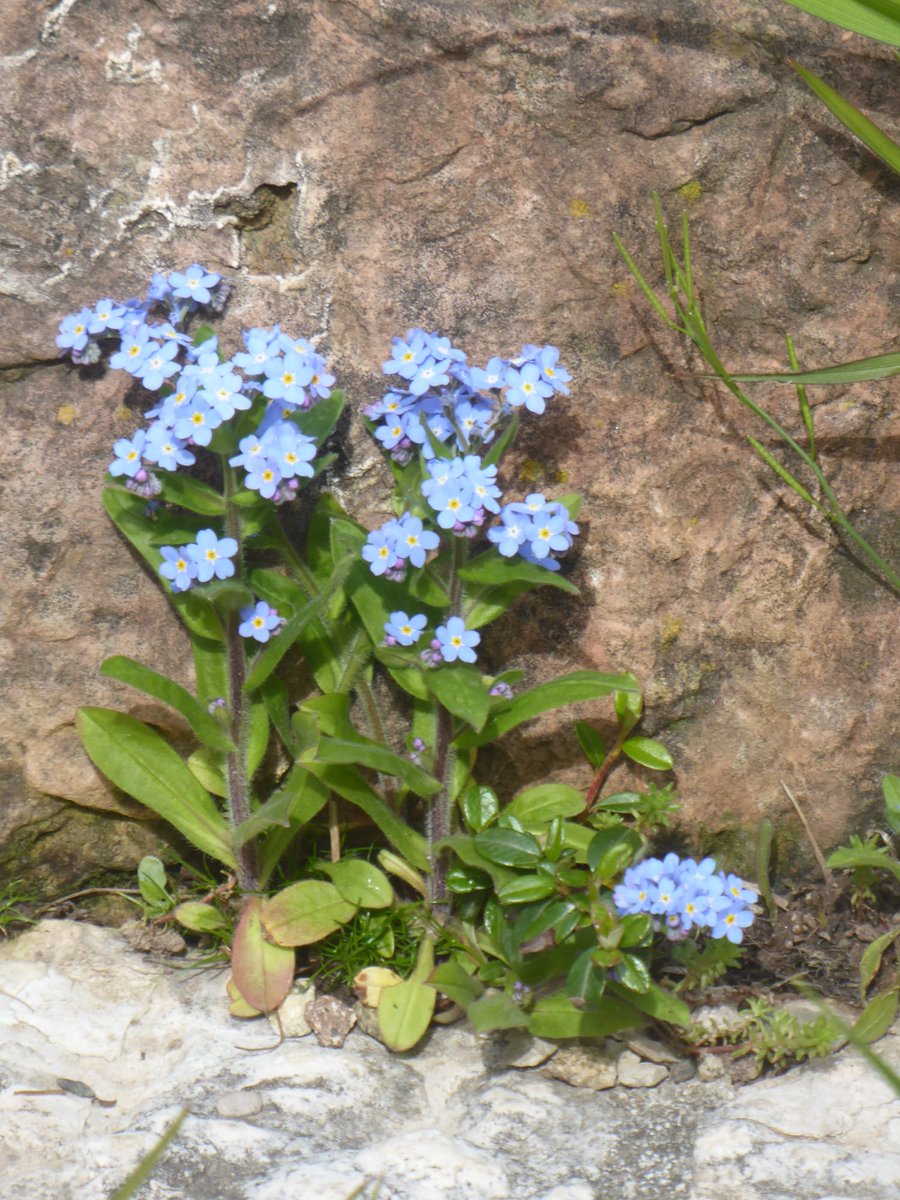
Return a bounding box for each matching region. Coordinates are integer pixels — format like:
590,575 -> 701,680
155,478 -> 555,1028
446,864 -> 492,893
505,783 -> 585,827
231,896 -> 295,1013
621,736 -> 673,771
99,657 -> 237,754
291,388 -> 346,443
615,952 -> 652,994
474,827 -> 542,868
455,671 -> 641,749
261,880 -> 356,947
496,874 -> 558,904
850,989 -> 900,1044
76,707 -> 234,867
465,992 -> 530,1033
439,835 -> 518,891
155,470 -> 225,516
575,721 -> 606,768
137,855 -> 170,910
587,826 -> 642,876
514,897 -> 582,946
527,991 -> 641,1039
566,948 -> 607,1005
317,859 -> 394,908
460,784 -> 499,833
782,0 -> 900,46
426,665 -> 491,733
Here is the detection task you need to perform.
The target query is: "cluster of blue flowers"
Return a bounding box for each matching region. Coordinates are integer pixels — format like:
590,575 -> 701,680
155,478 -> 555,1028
363,331 -> 578,667
365,330 -> 570,463
613,854 -> 757,944
57,268 -> 331,506
55,268 -> 336,643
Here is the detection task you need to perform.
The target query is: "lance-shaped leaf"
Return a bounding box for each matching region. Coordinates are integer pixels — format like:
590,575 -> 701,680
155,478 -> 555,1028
233,763 -> 329,849
459,550 -> 579,594
301,761 -> 429,870
261,880 -> 356,947
781,1 -> 900,47
292,389 -> 346,443
155,469 -> 226,515
455,670 -> 640,749
77,707 -> 234,867
465,992 -> 530,1033
609,980 -> 691,1028
231,896 -> 295,1013
100,656 -> 235,753
425,664 -> 491,732
850,989 -> 900,1045
309,735 -> 441,799
727,349 -> 900,385
429,959 -> 485,1008
378,940 -> 437,1051
527,991 -> 641,1039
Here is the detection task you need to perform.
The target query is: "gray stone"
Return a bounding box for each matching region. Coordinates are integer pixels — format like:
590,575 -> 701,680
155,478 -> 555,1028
542,1042 -> 620,1090
215,1089 -> 264,1119
616,1048 -> 669,1088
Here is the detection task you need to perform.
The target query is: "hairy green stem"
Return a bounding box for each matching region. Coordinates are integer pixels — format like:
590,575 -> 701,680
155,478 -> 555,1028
222,463 -> 259,891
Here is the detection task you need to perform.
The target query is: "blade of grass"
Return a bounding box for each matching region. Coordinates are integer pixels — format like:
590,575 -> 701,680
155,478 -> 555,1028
793,63 -> 900,174
781,1 -> 900,48
786,335 -> 816,462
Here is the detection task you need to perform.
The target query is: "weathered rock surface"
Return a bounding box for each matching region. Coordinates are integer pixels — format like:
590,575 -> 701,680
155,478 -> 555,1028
1,1 -> 897,892
2,922 -> 900,1200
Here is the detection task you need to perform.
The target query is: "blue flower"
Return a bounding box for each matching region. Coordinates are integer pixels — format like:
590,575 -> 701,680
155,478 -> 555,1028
201,365 -> 250,419
435,616 -> 480,664
173,397 -> 223,447
56,308 -> 94,354
135,339 -> 181,391
362,529 -> 399,577
239,600 -> 283,643
109,429 -> 147,478
159,545 -> 197,592
143,422 -> 196,471
504,363 -> 554,414
394,515 -> 440,567
109,324 -> 155,374
710,904 -> 755,944
262,349 -> 312,407
88,299 -> 127,335
384,611 -> 428,646
487,508 -> 529,557
187,529 -> 238,582
538,345 -> 571,394
168,264 -> 221,304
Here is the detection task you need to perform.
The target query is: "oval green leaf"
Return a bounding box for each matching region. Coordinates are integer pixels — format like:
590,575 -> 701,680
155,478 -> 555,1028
378,978 -> 437,1051
317,859 -> 394,909
621,736 -> 673,771
474,827 -> 542,868
231,896 -> 295,1013
261,881 -> 356,947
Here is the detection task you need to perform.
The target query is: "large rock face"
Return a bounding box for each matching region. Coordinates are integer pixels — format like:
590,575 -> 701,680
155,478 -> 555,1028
1,1 -> 897,895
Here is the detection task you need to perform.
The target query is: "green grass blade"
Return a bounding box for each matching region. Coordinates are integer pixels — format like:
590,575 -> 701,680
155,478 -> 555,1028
728,350 -> 900,384
782,0 -> 900,46
747,439 -> 819,508
109,1109 -> 188,1200
793,63 -> 900,173
786,335 -> 816,462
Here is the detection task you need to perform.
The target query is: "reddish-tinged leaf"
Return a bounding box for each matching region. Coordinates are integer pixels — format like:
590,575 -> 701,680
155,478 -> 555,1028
231,897 -> 295,1013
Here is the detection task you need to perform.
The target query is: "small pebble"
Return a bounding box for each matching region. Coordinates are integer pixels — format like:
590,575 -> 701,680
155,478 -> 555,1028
215,1090 -> 263,1118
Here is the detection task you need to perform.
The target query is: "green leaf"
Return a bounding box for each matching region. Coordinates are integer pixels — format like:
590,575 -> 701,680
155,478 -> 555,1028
458,550 -> 579,594
303,761 -> 429,870
460,784 -> 499,833
727,349 -> 900,385
859,928 -> 900,1000
291,388 -> 346,443
782,1 -> 900,47
309,735 -> 441,799
575,721 -> 606,768
243,552 -> 355,692
100,655 -> 235,754
621,736 -> 673,771
377,977 -> 437,1051
425,665 -> 491,733
850,988 -> 900,1044
439,834 -> 518,891
826,845 -> 900,885
497,874 -> 558,904
317,859 -> 394,909
795,64 -> 900,172
474,827 -> 542,868
505,783 -> 585,827
137,855 -> 170,911
481,411 -> 520,468
614,952 -> 652,994
231,896 -> 295,1013
261,880 -> 356,947
455,671 -> 641,749
186,747 -> 226,798
446,864 -> 492,893
884,774 -> 900,834
156,470 -> 225,516
609,980 -> 692,1029
515,897 -> 582,946
430,959 -> 485,1008
76,707 -> 234,867
587,826 -> 642,876
566,948 -> 607,1005
233,764 -> 329,850
465,992 -> 530,1033
109,1110 -> 187,1200
527,991 -> 641,1039
173,901 -> 230,935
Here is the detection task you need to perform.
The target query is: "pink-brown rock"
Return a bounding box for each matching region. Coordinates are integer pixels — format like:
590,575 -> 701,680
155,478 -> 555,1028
0,1 -> 897,895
